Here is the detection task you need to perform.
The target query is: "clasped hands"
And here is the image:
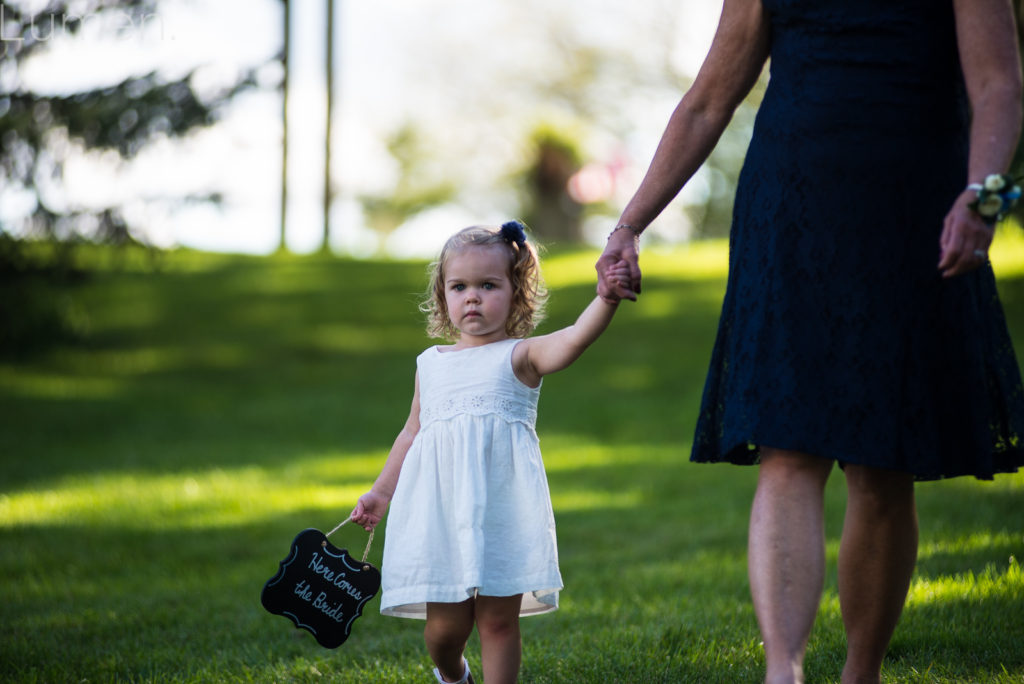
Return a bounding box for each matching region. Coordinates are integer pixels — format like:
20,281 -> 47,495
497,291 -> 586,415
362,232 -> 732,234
597,227 -> 643,302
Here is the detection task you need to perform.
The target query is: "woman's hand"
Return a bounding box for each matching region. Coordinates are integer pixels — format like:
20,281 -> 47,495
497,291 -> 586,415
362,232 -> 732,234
596,228 -> 642,302
350,491 -> 390,532
938,189 -> 996,278
943,0 -> 1020,278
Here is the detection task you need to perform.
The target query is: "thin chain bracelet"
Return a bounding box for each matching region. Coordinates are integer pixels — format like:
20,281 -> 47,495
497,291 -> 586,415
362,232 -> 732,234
608,223 -> 643,240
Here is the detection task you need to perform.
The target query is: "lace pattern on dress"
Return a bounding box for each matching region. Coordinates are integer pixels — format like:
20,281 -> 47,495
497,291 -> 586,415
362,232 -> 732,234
420,394 -> 537,427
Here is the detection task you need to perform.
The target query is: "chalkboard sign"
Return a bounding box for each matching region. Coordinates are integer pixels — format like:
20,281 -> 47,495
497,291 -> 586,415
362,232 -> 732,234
261,528 -> 380,649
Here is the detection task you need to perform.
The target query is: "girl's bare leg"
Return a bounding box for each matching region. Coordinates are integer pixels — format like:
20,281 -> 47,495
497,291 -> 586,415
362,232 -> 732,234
474,594 -> 523,684
838,465 -> 917,684
425,600 -> 475,682
749,448 -> 834,684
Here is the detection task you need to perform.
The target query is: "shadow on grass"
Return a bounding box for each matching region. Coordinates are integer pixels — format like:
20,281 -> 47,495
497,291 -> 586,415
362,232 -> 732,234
915,483 -> 1023,578
0,514 -> 416,683
0,263 -> 727,491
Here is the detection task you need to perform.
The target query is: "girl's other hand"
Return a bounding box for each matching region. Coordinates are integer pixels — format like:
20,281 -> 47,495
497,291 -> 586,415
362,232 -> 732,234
351,492 -> 390,531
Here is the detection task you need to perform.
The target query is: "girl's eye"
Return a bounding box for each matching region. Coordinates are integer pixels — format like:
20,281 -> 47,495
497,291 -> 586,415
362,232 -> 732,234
453,284 -> 465,291
482,283 -> 494,290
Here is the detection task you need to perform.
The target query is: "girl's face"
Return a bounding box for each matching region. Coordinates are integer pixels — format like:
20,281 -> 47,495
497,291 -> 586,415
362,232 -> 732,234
443,244 -> 514,345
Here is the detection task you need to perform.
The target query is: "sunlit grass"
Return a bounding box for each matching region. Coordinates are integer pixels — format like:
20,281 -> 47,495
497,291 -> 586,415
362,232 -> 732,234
811,558 -> 1023,683
0,370 -> 127,399
0,441 -> 657,528
544,240 -> 731,290
919,530 -> 1023,562
907,559 -> 1022,606
539,439 -> 667,471
990,219 -> 1024,276
0,468 -> 365,530
550,488 -> 642,512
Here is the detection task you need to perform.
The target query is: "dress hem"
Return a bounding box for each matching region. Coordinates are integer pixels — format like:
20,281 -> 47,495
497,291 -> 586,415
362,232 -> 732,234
381,585 -> 561,620
691,436 -> 1024,482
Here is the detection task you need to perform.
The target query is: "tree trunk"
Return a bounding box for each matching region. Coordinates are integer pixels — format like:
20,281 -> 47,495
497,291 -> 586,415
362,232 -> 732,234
322,0 -> 335,253
278,0 -> 291,253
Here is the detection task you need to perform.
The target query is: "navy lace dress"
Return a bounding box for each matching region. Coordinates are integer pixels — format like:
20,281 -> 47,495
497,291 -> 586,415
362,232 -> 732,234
691,0 -> 1024,480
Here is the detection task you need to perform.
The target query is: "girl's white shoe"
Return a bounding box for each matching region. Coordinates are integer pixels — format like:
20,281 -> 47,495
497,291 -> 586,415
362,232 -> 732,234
432,659 -> 474,684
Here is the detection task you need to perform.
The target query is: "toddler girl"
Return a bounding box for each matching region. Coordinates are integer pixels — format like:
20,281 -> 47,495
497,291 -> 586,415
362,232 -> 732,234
351,221 -> 629,684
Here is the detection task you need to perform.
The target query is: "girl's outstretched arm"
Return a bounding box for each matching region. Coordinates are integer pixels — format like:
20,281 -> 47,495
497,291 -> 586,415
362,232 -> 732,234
350,372 -> 421,531
513,264 -> 629,386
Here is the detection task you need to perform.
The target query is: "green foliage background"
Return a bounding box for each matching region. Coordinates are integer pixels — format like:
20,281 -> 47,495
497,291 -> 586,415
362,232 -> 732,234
1,241 -> 1023,683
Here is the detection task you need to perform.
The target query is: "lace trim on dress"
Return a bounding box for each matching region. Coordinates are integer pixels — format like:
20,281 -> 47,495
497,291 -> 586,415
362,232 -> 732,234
420,394 -> 537,427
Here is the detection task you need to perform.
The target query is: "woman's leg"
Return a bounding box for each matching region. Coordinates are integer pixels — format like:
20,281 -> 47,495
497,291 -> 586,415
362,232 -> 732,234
425,600 -> 475,682
474,594 -> 523,684
749,448 -> 834,684
838,464 -> 917,684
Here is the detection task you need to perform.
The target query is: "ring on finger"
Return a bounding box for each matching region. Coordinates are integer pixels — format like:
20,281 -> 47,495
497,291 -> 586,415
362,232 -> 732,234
973,249 -> 988,260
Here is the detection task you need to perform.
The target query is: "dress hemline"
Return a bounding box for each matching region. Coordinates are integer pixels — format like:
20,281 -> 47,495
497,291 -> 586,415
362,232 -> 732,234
691,435 -> 1024,482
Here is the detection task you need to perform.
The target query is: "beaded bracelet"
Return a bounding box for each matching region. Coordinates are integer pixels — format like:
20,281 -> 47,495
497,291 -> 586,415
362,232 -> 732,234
967,174 -> 1022,225
608,223 -> 643,240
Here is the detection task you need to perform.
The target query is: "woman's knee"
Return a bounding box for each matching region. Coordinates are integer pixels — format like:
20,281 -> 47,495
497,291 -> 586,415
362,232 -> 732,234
759,447 -> 834,488
844,464 -> 915,514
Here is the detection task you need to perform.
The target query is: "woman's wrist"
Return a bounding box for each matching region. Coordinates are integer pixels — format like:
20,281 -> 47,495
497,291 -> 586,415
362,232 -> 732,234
966,173 -> 1021,225
608,223 -> 643,240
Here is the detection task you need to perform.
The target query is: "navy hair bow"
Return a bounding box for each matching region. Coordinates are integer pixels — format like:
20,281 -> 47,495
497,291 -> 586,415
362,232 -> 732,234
500,220 -> 528,248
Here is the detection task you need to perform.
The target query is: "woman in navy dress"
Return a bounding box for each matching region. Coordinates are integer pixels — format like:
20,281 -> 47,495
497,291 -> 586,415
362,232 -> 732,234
596,1 -> 1023,682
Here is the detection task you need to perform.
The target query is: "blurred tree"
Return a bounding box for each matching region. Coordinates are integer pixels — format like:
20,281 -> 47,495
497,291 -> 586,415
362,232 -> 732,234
0,0 -> 262,354
321,0 -> 334,254
358,122 -> 457,237
514,13 -> 765,241
517,125 -> 584,244
0,1 -> 257,248
362,0 -> 766,243
279,0 -> 290,253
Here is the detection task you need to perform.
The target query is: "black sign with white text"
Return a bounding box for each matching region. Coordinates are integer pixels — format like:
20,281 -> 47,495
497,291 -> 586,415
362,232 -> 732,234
261,528 -> 380,648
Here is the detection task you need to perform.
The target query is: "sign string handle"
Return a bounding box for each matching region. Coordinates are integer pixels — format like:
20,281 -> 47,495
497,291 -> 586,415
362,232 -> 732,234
325,518 -> 375,563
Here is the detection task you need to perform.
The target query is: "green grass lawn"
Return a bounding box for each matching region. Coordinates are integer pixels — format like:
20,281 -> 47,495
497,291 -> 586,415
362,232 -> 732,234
1,237 -> 1023,683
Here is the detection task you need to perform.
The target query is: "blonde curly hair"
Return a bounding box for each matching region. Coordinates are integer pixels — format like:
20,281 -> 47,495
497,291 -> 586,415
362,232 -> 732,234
421,222 -> 547,340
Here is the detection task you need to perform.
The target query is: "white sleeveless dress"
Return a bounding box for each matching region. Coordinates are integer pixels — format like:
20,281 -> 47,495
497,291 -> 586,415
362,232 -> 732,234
380,338 -> 562,618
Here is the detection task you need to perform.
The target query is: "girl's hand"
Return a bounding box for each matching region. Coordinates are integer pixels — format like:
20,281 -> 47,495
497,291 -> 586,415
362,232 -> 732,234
351,492 -> 390,532
938,189 -> 995,278
605,260 -> 634,298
